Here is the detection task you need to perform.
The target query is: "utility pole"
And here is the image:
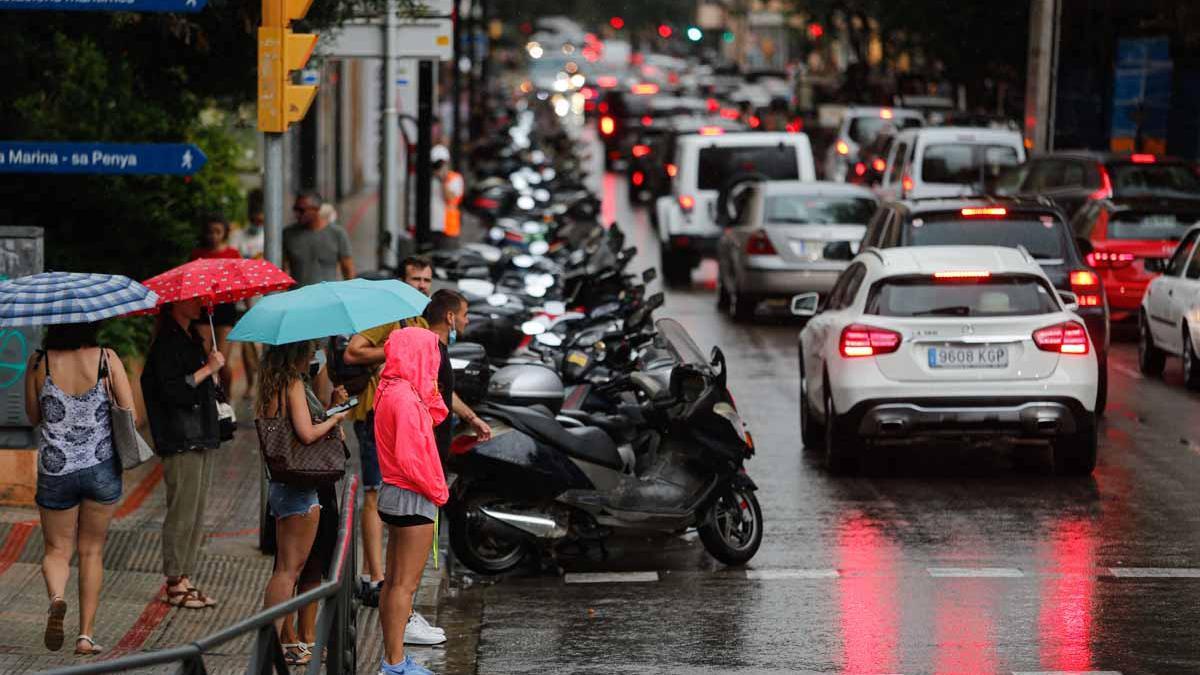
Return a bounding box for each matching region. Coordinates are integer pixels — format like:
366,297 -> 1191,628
451,0 -> 463,168
415,59 -> 435,250
380,0 -> 400,269
1023,0 -> 1061,153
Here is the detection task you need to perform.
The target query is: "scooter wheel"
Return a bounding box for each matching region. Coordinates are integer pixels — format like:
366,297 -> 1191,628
698,486 -> 763,566
447,495 -> 529,575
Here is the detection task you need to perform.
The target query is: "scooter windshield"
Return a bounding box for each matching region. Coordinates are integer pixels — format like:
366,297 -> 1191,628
655,318 -> 710,370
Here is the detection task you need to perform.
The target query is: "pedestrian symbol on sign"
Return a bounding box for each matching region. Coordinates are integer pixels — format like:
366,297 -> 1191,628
182,150 -> 193,170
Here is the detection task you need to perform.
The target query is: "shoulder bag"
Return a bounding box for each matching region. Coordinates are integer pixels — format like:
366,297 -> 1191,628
100,349 -> 155,470
255,387 -> 347,486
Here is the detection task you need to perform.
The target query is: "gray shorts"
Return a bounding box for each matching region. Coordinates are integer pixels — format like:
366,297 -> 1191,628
377,484 -> 436,527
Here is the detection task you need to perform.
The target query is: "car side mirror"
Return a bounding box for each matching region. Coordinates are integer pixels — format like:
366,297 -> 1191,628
1057,290 -> 1080,312
1075,237 -> 1094,258
791,292 -> 820,318
1144,257 -> 1166,274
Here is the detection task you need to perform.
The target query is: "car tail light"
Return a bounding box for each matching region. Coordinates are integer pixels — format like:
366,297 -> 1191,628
1070,269 -> 1102,307
600,115 -> 615,136
699,126 -> 725,136
706,98 -> 719,112
598,101 -> 610,114
1131,153 -> 1156,164
597,75 -> 618,88
632,144 -> 651,158
632,170 -> 645,186
902,174 -> 914,192
933,270 -> 991,281
580,86 -> 596,100
720,108 -> 740,120
836,140 -> 850,155
632,83 -> 659,95
678,194 -> 695,212
666,163 -> 678,177
641,115 -> 653,126
854,162 -> 866,176
1089,164 -> 1113,200
1033,321 -> 1090,355
745,230 -> 777,256
1086,251 -> 1134,268
839,324 -> 902,358
872,158 -> 886,172
473,197 -> 500,209
749,115 -> 762,129
879,108 -> 894,119
961,207 -> 1007,217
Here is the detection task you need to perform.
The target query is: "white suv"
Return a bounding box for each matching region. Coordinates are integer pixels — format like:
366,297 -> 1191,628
793,245 -> 1099,475
877,127 -> 1025,201
655,130 -> 816,286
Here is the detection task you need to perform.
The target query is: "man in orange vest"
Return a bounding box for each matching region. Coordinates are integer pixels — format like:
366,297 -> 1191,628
430,145 -> 464,249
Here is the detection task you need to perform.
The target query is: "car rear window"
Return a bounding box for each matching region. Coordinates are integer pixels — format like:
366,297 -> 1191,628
1108,211 -> 1200,240
906,214 -> 1066,260
697,145 -> 800,190
765,195 -> 877,224
866,275 -> 1060,317
847,116 -> 921,145
1110,163 -> 1200,197
921,144 -> 1021,184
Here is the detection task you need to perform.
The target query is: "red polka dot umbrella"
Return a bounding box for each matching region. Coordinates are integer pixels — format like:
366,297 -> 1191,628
141,258 -> 295,314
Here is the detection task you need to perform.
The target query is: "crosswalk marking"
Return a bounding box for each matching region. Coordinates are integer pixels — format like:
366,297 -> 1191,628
928,567 -> 1024,578
564,571 -> 659,584
746,568 -> 839,580
1108,567 -> 1200,578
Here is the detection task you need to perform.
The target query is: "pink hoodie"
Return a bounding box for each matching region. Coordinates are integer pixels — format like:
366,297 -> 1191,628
373,327 -> 450,506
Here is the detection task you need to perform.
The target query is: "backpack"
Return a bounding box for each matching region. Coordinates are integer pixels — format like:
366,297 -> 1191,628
327,335 -> 374,396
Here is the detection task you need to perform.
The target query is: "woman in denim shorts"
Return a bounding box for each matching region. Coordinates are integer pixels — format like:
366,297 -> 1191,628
255,341 -> 349,666
24,322 -> 136,656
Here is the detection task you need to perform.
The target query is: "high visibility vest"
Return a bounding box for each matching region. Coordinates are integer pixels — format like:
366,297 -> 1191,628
444,171 -> 464,237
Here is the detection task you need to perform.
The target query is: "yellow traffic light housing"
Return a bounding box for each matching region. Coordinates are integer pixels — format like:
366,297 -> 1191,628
257,0 -> 318,133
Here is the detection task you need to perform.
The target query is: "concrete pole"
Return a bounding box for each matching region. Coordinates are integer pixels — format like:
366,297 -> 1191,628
380,0 -> 400,269
451,0 -> 463,169
1023,0 -> 1061,154
263,133 -> 284,266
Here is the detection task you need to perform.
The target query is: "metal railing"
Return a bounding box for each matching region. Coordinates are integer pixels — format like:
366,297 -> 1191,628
43,475 -> 360,675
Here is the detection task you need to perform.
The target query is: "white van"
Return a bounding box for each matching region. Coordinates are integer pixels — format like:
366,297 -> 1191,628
655,130 -> 816,285
878,127 -> 1025,201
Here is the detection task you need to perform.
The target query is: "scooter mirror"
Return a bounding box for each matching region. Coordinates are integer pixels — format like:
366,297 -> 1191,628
521,320 -> 547,336
535,332 -> 564,348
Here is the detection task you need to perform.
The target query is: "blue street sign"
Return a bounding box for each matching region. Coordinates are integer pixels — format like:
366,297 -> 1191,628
0,142 -> 207,175
0,0 -> 206,12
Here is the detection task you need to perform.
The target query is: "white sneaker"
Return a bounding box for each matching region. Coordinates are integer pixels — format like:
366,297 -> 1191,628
404,612 -> 446,645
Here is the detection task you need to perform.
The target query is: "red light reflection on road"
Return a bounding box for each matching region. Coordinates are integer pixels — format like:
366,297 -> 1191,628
1038,517 -> 1097,671
601,171 -> 617,227
836,513 -> 898,674
934,579 -> 997,674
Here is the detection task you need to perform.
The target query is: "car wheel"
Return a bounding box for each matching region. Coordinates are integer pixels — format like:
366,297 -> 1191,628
799,350 -> 824,451
1053,417 -> 1097,477
823,383 -> 857,474
661,249 -> 691,287
1183,325 -> 1200,391
1095,351 -> 1108,417
1137,310 -> 1166,377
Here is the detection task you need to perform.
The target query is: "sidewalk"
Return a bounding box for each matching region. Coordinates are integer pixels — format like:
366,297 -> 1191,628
0,189 -> 473,674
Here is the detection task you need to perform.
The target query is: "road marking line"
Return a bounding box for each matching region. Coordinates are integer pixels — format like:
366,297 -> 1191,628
564,571 -> 659,584
928,567 -> 1024,578
1110,363 -> 1143,380
114,461 -> 164,520
1108,567 -> 1200,578
103,584 -> 170,660
746,568 -> 839,580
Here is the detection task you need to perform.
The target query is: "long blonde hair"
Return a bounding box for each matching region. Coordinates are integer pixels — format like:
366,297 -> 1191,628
256,341 -> 315,417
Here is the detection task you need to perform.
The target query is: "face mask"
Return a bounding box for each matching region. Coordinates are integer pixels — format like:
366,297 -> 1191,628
448,328 -> 458,345
308,349 -> 326,379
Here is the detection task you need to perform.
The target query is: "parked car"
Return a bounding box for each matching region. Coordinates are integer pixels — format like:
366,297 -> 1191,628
878,127 -> 1025,201
1070,197 -> 1200,323
793,245 -> 1099,475
1137,223 -> 1200,388
1014,152 -> 1200,219
655,131 -> 817,286
823,106 -> 923,182
716,181 -> 878,321
860,197 -> 1111,415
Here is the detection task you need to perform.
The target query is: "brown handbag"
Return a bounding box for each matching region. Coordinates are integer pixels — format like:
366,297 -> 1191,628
255,388 -> 348,486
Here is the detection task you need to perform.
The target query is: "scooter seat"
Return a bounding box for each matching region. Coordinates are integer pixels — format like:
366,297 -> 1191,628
563,427 -> 623,471
486,403 -> 623,471
558,409 -> 637,445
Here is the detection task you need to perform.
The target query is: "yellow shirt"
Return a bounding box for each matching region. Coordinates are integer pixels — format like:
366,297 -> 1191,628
349,316 -> 429,422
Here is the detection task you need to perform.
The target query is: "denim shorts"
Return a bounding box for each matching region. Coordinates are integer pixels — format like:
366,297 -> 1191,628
354,412 -> 383,492
36,457 -> 122,510
268,481 -> 320,520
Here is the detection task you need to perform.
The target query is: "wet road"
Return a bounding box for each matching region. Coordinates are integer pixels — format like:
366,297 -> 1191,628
457,136 -> 1200,674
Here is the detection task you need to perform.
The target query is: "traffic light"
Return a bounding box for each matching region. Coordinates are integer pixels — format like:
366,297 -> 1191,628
257,0 -> 318,133
807,22 -> 824,39
657,24 -> 673,39
686,26 -> 703,42
609,16 -> 624,30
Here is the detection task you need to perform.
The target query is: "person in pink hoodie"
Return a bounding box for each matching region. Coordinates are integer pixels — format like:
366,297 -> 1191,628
372,327 -> 448,675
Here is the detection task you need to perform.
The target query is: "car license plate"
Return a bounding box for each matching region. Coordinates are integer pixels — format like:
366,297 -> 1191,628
927,345 -> 1009,369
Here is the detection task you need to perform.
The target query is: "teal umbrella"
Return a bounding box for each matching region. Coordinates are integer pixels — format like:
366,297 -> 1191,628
227,279 -> 429,345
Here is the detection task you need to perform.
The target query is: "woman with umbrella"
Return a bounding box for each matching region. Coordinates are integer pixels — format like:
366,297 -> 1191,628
1,272 -> 156,655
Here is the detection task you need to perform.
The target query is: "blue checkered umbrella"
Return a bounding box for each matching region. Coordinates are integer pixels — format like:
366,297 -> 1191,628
0,272 -> 159,327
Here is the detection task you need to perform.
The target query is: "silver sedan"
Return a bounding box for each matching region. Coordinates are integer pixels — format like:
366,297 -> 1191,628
717,181 -> 879,321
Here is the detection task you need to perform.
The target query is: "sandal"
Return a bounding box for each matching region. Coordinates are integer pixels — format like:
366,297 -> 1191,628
74,635 -> 103,656
44,597 -> 66,651
163,587 -> 207,609
187,585 -> 218,607
282,643 -> 312,666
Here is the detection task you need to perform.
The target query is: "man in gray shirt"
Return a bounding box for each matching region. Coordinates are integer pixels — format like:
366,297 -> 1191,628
283,191 -> 355,286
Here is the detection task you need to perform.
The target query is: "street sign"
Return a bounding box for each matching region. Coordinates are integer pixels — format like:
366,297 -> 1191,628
0,0 -> 207,11
318,19 -> 453,60
0,142 -> 207,175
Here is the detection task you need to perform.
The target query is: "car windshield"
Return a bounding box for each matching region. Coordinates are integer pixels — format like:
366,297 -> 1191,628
1110,163 -> 1200,198
697,145 -> 799,191
1108,211 -> 1200,240
906,215 -> 1066,260
655,318 -> 709,369
765,195 -> 877,224
921,143 -> 1021,184
847,116 -> 921,145
866,275 -> 1060,317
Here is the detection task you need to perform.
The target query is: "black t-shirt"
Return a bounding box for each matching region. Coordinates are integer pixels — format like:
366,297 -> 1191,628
434,341 -> 454,462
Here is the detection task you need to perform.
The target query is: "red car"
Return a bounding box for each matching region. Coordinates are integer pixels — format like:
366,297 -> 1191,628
1070,197 -> 1200,322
